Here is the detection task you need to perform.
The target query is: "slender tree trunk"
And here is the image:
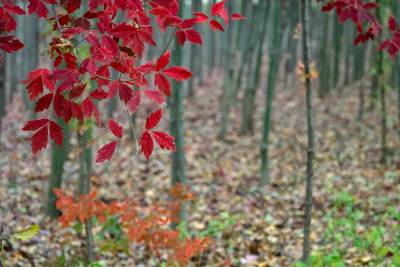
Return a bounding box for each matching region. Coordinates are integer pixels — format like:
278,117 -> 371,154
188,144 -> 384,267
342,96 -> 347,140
301,0 -> 315,264
260,0 -> 281,186
78,127 -> 93,264
376,7 -> 386,163
218,3 -> 235,140
240,1 -> 270,135
45,118 -> 71,217
207,0 -> 217,74
0,52 -> 5,147
170,0 -> 187,230
187,0 -> 201,99
318,14 -> 330,98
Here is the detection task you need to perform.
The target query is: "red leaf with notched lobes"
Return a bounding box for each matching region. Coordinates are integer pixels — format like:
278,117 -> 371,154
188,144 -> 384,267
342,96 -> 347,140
22,119 -> 49,131
89,89 -> 108,100
146,108 -> 162,130
127,90 -> 141,115
108,118 -> 123,138
193,12 -> 209,23
154,73 -> 171,97
210,20 -> 224,32
50,121 -> 64,147
139,131 -> 153,159
162,66 -> 192,81
155,50 -> 170,71
230,13 -> 245,20
27,0 -> 57,18
175,30 -> 186,47
34,93 -> 53,112
185,30 -> 202,45
53,93 -> 66,117
0,35 -> 24,53
95,140 -> 118,162
22,68 -> 54,101
143,89 -> 166,104
82,97 -> 100,123
182,18 -> 197,29
71,101 -> 84,122
152,131 -> 176,151
30,125 -> 48,153
389,16 -> 397,32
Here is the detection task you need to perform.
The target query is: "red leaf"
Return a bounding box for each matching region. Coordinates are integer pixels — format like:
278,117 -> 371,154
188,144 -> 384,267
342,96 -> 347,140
27,0 -> 57,18
69,84 -> 86,99
22,119 -> 49,131
185,29 -> 202,45
230,13 -> 245,20
211,0 -> 226,16
119,83 -> 133,103
30,125 -> 48,153
71,101 -> 84,122
139,131 -> 153,159
0,35 -> 24,53
127,90 -> 141,115
109,22 -> 136,39
95,140 -> 118,162
155,50 -> 170,71
81,58 -> 98,76
63,100 -> 72,124
34,93 -> 53,112
50,121 -> 64,147
89,89 -> 108,100
193,12 -> 209,23
152,131 -> 176,151
82,97 -> 96,119
108,118 -> 123,138
389,16 -> 397,32
182,18 -> 197,29
210,20 -> 224,32
162,66 -> 192,81
154,73 -> 171,97
53,93 -> 66,117
143,89 -> 166,104
145,108 -> 162,130
175,30 -> 186,47
22,68 -> 54,100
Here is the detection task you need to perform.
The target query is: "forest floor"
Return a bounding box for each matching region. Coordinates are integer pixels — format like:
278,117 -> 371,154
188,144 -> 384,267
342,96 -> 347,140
1,69 -> 400,267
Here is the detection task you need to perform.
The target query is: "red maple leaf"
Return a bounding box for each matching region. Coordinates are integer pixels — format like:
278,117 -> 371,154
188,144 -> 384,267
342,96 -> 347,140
139,131 -> 153,159
50,120 -> 64,147
185,30 -> 202,45
154,73 -> 171,97
95,140 -> 118,162
22,68 -> 54,101
22,119 -> 49,131
209,20 -> 224,32
27,0 -> 57,18
143,89 -> 166,104
108,118 -> 123,138
0,35 -> 24,53
152,131 -> 176,151
30,125 -> 48,153
127,90 -> 141,115
34,93 -> 53,112
162,66 -> 192,81
145,108 -> 162,130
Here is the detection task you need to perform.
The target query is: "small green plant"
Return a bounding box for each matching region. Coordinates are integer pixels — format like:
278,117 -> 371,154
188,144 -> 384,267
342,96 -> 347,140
1,224 -> 39,267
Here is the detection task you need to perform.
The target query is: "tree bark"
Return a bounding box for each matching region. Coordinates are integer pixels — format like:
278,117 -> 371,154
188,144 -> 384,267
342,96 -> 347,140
260,0 -> 281,186
301,0 -> 315,264
170,0 -> 187,230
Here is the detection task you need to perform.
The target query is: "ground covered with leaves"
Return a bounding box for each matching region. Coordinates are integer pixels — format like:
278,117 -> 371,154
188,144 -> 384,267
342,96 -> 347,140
1,70 -> 400,267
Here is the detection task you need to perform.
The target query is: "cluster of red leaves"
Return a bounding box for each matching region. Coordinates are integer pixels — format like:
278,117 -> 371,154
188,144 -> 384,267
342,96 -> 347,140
54,184 -> 211,264
12,0 -> 243,160
319,0 -> 400,58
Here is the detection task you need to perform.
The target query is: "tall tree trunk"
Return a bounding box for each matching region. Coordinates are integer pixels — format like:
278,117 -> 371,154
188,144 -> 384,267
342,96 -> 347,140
317,14 -> 330,98
78,126 -> 93,264
260,0 -> 281,186
376,7 -> 386,163
218,3 -> 235,140
207,0 -> 217,74
170,0 -> 187,230
240,1 -> 270,135
0,52 -> 5,147
45,118 -> 71,217
187,0 -> 201,99
301,0 -> 315,264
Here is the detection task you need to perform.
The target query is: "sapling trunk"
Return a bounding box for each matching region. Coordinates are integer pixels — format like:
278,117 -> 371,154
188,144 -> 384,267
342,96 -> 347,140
300,0 -> 315,264
78,126 -> 93,264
